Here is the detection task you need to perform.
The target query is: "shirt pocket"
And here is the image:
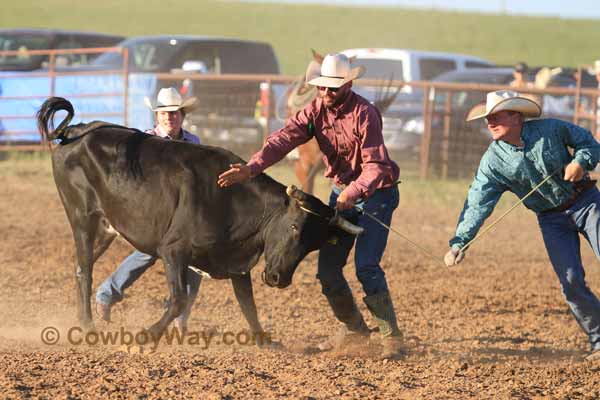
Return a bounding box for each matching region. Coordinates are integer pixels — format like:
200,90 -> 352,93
316,124 -> 336,157
337,124 -> 358,158
540,135 -> 565,170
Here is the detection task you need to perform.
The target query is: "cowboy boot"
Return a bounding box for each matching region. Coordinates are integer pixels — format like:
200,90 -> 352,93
317,292 -> 371,351
363,291 -> 404,359
95,301 -> 112,323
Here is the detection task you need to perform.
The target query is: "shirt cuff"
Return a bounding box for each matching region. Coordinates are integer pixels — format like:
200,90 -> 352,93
247,162 -> 264,178
573,154 -> 592,171
449,238 -> 467,250
344,183 -> 363,203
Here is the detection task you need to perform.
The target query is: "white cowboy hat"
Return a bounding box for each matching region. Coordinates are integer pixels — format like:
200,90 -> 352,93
587,60 -> 600,75
144,87 -> 198,113
307,53 -> 365,88
466,90 -> 541,122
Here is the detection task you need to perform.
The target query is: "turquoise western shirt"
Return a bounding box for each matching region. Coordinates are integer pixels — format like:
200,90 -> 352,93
450,118 -> 600,249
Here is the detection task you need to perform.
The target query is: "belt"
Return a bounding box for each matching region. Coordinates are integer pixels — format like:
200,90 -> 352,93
541,179 -> 597,214
333,180 -> 401,192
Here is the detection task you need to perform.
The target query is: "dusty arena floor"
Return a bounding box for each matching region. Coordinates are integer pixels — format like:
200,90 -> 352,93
1,155 -> 600,399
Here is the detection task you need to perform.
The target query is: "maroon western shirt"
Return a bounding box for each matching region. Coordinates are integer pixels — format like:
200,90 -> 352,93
247,91 -> 399,202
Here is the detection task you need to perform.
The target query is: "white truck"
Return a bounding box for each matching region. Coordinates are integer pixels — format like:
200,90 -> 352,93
340,48 -> 495,152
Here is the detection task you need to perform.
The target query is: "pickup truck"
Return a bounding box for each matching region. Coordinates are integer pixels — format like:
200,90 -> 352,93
0,35 -> 280,149
340,48 -> 495,152
268,48 -> 495,154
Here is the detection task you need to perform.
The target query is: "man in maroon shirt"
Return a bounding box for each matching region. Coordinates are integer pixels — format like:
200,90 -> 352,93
218,53 -> 402,359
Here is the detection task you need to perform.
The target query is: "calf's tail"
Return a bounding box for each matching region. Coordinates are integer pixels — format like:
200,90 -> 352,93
36,97 -> 74,144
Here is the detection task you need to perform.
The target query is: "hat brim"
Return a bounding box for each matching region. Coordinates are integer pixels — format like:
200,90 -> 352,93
307,66 -> 365,88
144,96 -> 198,113
466,97 -> 541,122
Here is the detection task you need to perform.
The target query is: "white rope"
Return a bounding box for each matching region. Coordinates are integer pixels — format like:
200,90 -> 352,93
460,166 -> 562,253
359,209 -> 446,267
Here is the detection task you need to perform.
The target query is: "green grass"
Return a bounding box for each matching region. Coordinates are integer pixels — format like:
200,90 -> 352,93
2,1 -> 599,74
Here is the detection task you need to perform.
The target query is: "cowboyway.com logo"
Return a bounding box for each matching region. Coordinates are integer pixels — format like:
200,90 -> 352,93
40,326 -> 272,351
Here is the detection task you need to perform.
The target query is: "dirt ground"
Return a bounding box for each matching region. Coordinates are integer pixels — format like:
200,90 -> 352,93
1,156 -> 600,399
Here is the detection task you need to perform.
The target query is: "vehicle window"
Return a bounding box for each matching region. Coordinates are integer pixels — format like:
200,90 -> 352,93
54,36 -> 87,67
92,39 -> 180,72
0,33 -> 52,70
351,59 -> 403,80
132,42 -> 160,70
465,61 -> 493,69
453,91 -> 469,107
419,58 -> 456,81
219,43 -> 279,74
173,44 -> 221,73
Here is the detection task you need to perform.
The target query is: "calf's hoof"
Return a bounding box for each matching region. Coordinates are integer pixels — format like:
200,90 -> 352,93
258,339 -> 285,351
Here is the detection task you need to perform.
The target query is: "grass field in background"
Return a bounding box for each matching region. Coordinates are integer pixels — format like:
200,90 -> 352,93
0,150 -> 524,218
1,1 -> 599,74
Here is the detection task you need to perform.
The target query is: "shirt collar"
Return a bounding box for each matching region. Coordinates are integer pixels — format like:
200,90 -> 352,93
155,125 -> 184,140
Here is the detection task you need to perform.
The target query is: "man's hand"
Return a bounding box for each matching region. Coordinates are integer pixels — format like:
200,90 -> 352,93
336,189 -> 356,210
444,245 -> 465,267
564,162 -> 585,182
217,163 -> 252,187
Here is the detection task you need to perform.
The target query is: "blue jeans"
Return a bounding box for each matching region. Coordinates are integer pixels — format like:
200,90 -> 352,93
537,186 -> 600,350
317,185 -> 399,298
96,250 -> 202,306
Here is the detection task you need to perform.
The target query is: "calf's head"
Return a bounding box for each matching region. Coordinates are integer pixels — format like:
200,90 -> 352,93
262,185 -> 362,288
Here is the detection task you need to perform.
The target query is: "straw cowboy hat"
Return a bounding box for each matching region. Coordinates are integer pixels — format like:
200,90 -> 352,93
466,90 -> 542,122
144,87 -> 198,113
307,53 -> 365,88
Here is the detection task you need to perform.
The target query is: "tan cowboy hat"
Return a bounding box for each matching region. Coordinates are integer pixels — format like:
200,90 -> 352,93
466,90 -> 541,122
307,53 -> 365,88
144,87 -> 198,113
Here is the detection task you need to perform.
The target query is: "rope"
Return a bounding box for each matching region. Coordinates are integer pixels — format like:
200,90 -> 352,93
460,166 -> 562,253
358,209 -> 446,267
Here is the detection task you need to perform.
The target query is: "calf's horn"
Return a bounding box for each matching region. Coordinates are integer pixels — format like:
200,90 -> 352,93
330,212 -> 364,235
286,185 -> 363,236
286,185 -> 301,199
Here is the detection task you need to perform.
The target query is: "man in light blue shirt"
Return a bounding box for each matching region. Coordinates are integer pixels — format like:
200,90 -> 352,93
444,90 -> 600,361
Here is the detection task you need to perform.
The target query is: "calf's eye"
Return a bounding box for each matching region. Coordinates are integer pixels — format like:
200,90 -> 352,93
291,224 -> 298,231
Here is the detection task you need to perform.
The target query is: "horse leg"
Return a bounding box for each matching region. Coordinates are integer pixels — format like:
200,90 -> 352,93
305,158 -> 324,195
294,159 -> 309,193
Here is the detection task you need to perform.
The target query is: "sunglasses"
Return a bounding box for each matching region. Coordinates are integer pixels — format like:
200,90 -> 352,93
317,86 -> 340,93
484,111 -> 517,124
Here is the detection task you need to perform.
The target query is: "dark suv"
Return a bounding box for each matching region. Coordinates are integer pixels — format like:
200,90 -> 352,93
88,35 -> 280,155
0,28 -> 125,71
0,35 -> 280,147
